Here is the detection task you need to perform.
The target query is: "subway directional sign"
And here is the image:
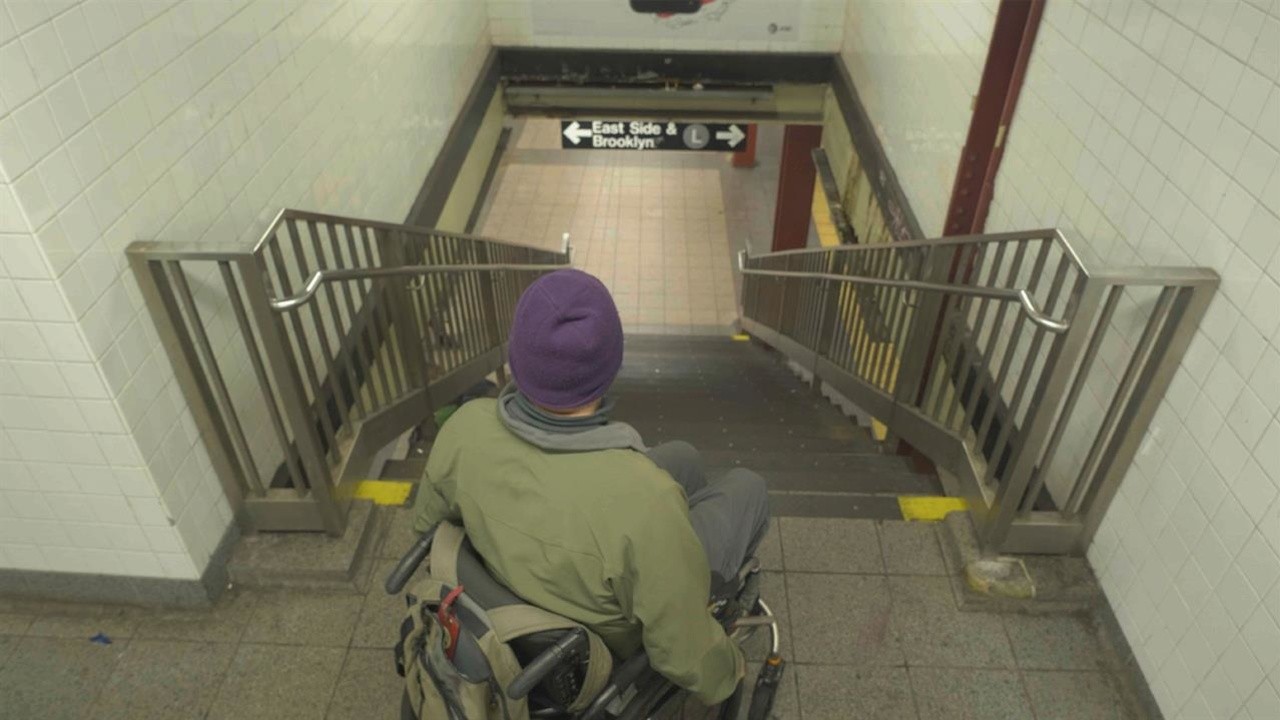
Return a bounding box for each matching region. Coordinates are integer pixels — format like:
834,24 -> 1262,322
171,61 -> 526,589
561,120 -> 747,151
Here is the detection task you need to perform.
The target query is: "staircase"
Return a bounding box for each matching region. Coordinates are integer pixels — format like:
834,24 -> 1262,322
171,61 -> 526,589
616,335 -> 939,518
131,206 -> 1215,563
375,333 -> 942,520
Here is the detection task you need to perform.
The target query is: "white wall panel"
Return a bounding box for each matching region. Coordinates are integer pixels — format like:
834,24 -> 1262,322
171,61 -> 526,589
488,0 -> 845,52
841,0 -> 998,237
983,2 -> 1280,718
0,0 -> 492,580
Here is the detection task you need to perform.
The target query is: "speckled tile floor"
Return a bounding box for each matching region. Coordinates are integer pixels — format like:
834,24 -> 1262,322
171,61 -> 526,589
0,510 -> 1140,719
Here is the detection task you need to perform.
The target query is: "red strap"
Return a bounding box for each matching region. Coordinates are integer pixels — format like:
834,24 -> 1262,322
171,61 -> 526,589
437,585 -> 465,659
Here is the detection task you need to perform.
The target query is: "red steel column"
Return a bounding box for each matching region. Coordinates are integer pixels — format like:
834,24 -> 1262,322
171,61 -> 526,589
732,124 -> 758,168
771,124 -> 824,252
943,0 -> 1045,240
913,0 -> 1045,413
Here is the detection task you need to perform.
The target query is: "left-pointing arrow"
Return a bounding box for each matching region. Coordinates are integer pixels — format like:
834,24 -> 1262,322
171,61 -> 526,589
715,124 -> 746,148
563,121 -> 593,145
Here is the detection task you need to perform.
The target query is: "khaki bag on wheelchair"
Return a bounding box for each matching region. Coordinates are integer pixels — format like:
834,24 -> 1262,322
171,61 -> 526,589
395,522 -> 613,719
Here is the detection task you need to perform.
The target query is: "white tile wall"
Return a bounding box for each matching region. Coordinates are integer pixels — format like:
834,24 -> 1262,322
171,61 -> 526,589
841,0 -> 998,236
487,0 -> 845,52
0,0 -> 492,580
973,1 -> 1280,718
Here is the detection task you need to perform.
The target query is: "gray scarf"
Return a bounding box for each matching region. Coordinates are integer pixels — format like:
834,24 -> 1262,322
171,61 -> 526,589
497,384 -> 647,453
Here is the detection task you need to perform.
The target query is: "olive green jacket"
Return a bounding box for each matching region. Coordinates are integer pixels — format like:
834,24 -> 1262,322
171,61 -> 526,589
412,398 -> 744,704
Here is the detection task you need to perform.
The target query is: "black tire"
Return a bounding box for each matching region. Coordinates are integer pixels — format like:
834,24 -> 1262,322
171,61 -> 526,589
746,681 -> 777,720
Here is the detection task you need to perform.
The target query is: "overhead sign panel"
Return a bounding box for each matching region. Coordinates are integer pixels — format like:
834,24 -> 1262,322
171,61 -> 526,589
533,1 -> 799,43
560,120 -> 747,152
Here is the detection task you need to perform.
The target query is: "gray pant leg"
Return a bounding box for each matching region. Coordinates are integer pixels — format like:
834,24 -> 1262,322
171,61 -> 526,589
646,440 -> 708,497
687,469 -> 771,583
648,441 -> 770,583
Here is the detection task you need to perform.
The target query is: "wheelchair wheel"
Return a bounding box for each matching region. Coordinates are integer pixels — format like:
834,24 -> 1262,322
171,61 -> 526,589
745,656 -> 785,720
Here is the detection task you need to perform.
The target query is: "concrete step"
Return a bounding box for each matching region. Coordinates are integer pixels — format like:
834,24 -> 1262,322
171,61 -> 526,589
622,334 -> 747,349
767,491 -> 904,520
614,394 -> 857,426
724,465 -> 941,496
379,458 -> 426,480
634,420 -> 879,454
698,449 -> 905,471
225,500 -> 388,594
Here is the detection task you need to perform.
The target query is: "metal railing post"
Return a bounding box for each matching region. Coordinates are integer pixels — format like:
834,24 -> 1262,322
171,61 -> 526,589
809,252 -> 840,394
477,243 -> 508,387
380,228 -> 434,398
891,247 -> 948,412
978,277 -> 1106,551
236,254 -> 347,536
1072,280 -> 1216,551
126,248 -> 251,527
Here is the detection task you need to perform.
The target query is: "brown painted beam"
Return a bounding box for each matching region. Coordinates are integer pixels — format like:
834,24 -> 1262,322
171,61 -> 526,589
732,124 -> 759,168
944,0 -> 1045,240
911,0 -> 1044,419
772,124 -> 824,252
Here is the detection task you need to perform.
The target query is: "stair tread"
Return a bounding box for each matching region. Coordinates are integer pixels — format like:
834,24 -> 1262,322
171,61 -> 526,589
767,491 -> 904,520
371,333 -> 943,519
380,458 -> 426,480
736,467 -> 942,495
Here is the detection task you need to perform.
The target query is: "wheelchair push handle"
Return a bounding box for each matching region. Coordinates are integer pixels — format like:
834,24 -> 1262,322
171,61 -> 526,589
385,524 -> 438,594
505,627 -> 589,700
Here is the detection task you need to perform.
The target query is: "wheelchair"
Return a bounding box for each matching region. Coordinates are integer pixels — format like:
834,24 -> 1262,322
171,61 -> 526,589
385,525 -> 785,719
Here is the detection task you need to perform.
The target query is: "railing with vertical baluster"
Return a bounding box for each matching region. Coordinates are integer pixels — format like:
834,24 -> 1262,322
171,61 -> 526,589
737,228 -> 1218,554
128,209 -> 570,535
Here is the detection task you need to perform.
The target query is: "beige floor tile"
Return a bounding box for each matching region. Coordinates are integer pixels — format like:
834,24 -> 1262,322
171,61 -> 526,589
473,120 -> 747,332
639,294 -> 665,310
638,308 -> 665,324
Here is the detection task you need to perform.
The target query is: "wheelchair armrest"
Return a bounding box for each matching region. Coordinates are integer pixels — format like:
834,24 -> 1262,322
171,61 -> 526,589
506,627 -> 588,700
578,650 -> 653,720
384,524 -> 438,595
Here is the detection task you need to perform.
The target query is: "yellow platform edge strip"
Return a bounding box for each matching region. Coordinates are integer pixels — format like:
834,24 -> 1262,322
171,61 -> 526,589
898,496 -> 968,522
350,480 -> 414,506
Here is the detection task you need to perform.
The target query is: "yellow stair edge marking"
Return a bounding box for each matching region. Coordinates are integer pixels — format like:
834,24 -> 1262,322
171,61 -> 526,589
811,176 -> 841,248
898,496 -> 968,522
351,480 -> 414,506
870,419 -> 889,442
731,333 -> 750,341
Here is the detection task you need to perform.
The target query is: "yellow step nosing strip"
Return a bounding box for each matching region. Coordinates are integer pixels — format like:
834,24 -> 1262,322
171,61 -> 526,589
870,419 -> 889,442
350,480 -> 414,506
731,333 -> 750,341
898,496 -> 968,522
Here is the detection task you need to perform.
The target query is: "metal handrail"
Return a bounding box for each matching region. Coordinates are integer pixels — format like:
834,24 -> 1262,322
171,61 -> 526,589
737,226 -> 1217,555
130,209 -> 573,536
747,227 -> 1094,280
251,208 -> 568,255
736,250 -> 1069,333
271,233 -> 573,311
272,259 -> 572,311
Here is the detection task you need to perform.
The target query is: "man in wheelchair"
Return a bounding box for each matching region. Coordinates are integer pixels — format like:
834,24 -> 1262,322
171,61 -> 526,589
390,269 -> 779,719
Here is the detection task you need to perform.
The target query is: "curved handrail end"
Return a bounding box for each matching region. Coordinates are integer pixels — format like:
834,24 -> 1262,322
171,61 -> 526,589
1016,290 -> 1070,334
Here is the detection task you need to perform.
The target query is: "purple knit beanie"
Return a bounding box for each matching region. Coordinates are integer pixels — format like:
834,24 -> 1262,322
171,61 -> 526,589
508,269 -> 624,411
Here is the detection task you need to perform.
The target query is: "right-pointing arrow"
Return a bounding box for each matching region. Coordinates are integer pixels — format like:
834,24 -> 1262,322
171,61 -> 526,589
716,124 -> 746,148
563,121 -> 593,145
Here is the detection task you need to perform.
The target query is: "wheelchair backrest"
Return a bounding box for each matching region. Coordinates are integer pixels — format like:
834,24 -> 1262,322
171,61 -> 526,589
397,522 -> 614,719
